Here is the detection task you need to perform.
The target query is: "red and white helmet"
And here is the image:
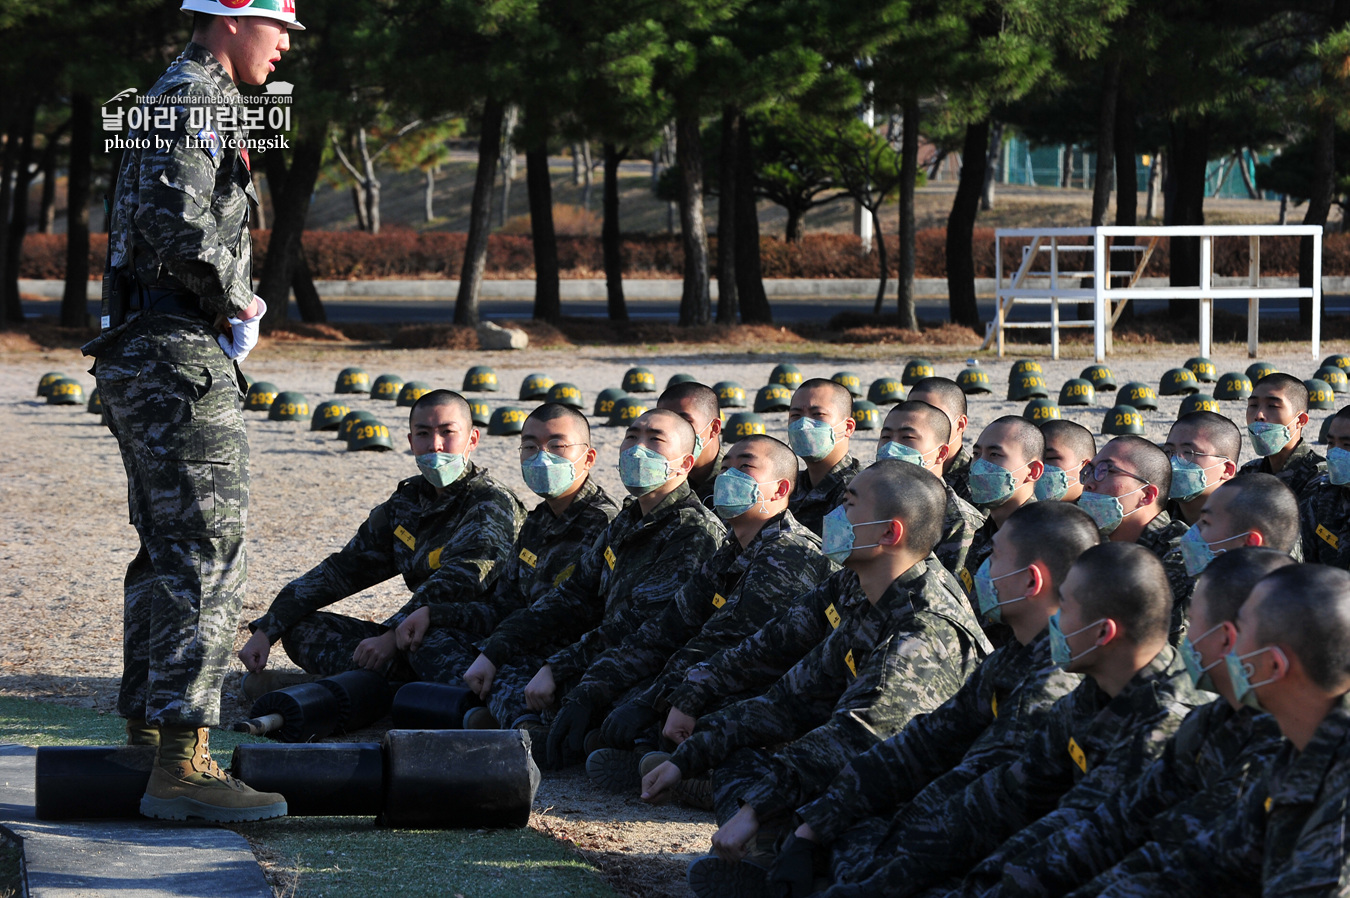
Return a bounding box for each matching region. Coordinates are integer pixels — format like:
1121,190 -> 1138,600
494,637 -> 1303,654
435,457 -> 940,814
181,0 -> 305,30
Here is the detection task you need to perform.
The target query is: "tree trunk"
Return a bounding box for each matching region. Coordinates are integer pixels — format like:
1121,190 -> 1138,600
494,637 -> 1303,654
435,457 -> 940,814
0,107 -> 16,326
526,113 -> 561,325
257,135 -> 325,326
1280,194 -> 1289,225
580,141 -> 593,209
1167,119 -> 1209,321
571,142 -> 583,186
981,121 -> 1002,212
456,98 -> 504,327
424,168 -> 435,221
897,93 -> 919,331
291,251 -> 325,323
602,142 -> 627,321
1301,108 -> 1335,327
499,105 -> 517,227
1238,150 -> 1260,199
3,109 -> 36,323
735,117 -> 772,324
61,93 -> 93,329
1114,87 -> 1137,227
358,129 -> 380,235
676,109 -> 711,327
350,184 -> 368,231
716,106 -> 739,325
37,122 -> 65,234
1091,58 -> 1121,227
785,208 -> 804,242
1145,152 -> 1162,221
871,208 -> 889,313
1061,145 -> 1074,189
946,119 -> 989,331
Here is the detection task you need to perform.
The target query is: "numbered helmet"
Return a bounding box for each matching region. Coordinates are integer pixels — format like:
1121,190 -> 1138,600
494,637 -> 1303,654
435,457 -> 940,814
180,0 -> 305,30
1160,367 -> 1200,396
724,412 -> 767,438
488,406 -> 528,435
1246,361 -> 1278,383
831,371 -> 864,398
1178,394 -> 1221,418
468,398 -> 491,426
347,418 -> 393,451
45,377 -> 84,405
86,387 -> 103,415
1080,364 -> 1117,391
268,390 -> 310,421
769,363 -> 803,389
1007,371 -> 1049,402
1322,354 -> 1350,373
1184,357 -> 1217,383
1315,365 -> 1349,394
1010,359 -> 1043,381
462,365 -> 499,393
519,372 -> 555,400
1058,378 -> 1095,407
1214,372 -> 1253,401
37,371 -> 68,397
1024,399 -> 1061,423
867,377 -> 906,405
334,367 -> 370,394
547,382 -> 584,410
714,381 -> 748,408
754,383 -> 793,413
957,366 -> 993,395
311,400 -> 351,431
244,381 -> 280,412
371,374 -> 404,402
397,381 -> 432,408
338,410 -> 379,441
622,366 -> 657,393
1119,381 -> 1158,410
902,358 -> 935,386
594,387 -> 627,418
1305,378 -> 1337,410
1103,404 -> 1145,436
666,373 -> 698,389
851,400 -> 881,431
608,396 -> 651,427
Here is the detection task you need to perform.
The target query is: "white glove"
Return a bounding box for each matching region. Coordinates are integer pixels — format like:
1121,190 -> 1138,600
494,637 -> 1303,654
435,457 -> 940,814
217,296 -> 267,362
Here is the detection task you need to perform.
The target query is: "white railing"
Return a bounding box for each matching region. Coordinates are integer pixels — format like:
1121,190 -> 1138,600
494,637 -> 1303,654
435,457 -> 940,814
986,225 -> 1323,362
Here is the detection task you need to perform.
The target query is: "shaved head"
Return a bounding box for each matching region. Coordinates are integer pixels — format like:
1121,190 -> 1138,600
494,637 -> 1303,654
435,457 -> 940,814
730,435 -> 799,489
1103,435 -> 1171,503
1170,411 -> 1241,461
793,378 -> 854,422
409,389 -> 472,429
631,408 -> 696,456
909,377 -> 967,421
1252,564 -> 1350,691
1071,542 -> 1173,645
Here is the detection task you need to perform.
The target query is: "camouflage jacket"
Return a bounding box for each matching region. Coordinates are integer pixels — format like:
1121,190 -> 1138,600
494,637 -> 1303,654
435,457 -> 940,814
796,628 -> 1080,845
790,454 -> 862,535
252,463 -> 525,642
998,699 -> 1283,898
421,476 -> 617,639
960,497 -> 1037,594
670,557 -> 994,818
1238,438 -> 1327,504
1299,476 -> 1350,569
945,445 -> 974,505
689,443 -> 725,505
937,483 -> 988,584
664,568 -> 867,718
479,482 -> 724,683
566,511 -> 831,710
1138,510 -> 1194,641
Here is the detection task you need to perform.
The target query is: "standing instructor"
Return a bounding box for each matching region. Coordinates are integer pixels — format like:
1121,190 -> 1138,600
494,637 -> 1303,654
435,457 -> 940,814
85,0 -> 302,823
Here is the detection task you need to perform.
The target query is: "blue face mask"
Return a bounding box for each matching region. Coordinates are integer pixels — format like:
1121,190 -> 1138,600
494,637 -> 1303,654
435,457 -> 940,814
789,417 -> 842,462
1225,646 -> 1284,710
969,457 -> 1028,507
877,441 -> 929,467
416,452 -> 467,489
1180,622 -> 1225,692
973,558 -> 1029,623
821,505 -> 889,565
1048,610 -> 1106,670
619,444 -> 680,496
1179,525 -> 1253,578
1248,421 -> 1293,457
693,421 -> 714,460
521,450 -> 578,499
1076,486 -> 1145,535
1169,457 -> 1214,502
1035,465 -> 1075,501
1328,446 -> 1350,486
713,468 -> 776,520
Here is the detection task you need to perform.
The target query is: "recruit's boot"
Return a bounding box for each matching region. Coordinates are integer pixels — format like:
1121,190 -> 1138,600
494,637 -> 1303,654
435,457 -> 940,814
461,706 -> 499,730
140,725 -> 288,823
585,748 -> 643,793
640,750 -> 715,810
125,718 -> 159,747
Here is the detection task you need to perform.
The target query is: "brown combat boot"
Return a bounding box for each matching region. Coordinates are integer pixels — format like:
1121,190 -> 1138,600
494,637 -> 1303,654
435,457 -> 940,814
125,718 -> 159,747
140,725 -> 287,822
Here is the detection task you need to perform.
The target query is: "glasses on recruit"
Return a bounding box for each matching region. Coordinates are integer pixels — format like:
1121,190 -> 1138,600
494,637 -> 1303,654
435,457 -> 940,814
1165,448 -> 1230,465
518,440 -> 587,461
1080,460 -> 1151,485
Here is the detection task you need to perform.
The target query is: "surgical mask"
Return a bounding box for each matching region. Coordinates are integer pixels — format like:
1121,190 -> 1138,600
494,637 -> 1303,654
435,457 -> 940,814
416,452 -> 467,489
973,558 -> 1029,623
1169,457 -> 1214,502
1048,611 -> 1106,669
1328,446 -> 1350,486
789,417 -> 842,461
713,468 -> 776,520
1248,421 -> 1293,458
693,421 -> 713,460
877,441 -> 929,467
1225,646 -> 1285,710
521,450 -> 578,499
969,457 -> 1028,507
1180,622 -> 1226,692
1076,486 -> 1146,535
1178,525 -> 1253,578
821,505 -> 889,565
1035,465 -> 1074,501
619,444 -> 680,496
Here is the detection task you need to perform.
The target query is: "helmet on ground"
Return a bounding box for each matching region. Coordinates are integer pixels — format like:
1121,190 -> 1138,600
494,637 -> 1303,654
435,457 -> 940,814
180,0 -> 305,30
519,372 -> 554,400
831,371 -> 864,398
1007,372 -> 1049,401
244,381 -> 280,412
754,384 -> 793,413
867,377 -> 906,405
469,398 -> 491,426
1010,359 -> 1043,381
397,381 -> 432,408
715,381 -> 747,408
1246,361 -> 1278,382
666,373 -> 698,389
608,396 -> 650,427
1184,357 -> 1217,383
334,367 -> 370,394
1322,354 -> 1350,372
724,412 -> 767,439
902,358 -> 935,386
1160,367 -> 1200,396
311,400 -> 350,431
338,410 -> 378,441
1119,381 -> 1158,410
851,400 -> 881,431
1024,399 -> 1060,423
488,407 -> 528,435
268,391 -> 310,421
957,367 -> 993,395
1058,378 -> 1095,407
1179,394 -> 1220,417
86,388 -> 103,415
462,365 -> 499,393
37,371 -> 68,397
547,382 -> 584,410
594,388 -> 627,418
46,377 -> 84,405
371,374 -> 404,402
1081,364 -> 1116,391
1315,366 -> 1349,394
769,363 -> 803,388
1103,404 -> 1145,435
347,419 -> 393,451
622,366 -> 657,393
1305,378 -> 1337,410
1214,372 -> 1252,401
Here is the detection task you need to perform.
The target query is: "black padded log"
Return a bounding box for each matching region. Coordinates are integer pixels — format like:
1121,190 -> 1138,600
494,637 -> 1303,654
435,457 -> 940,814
247,682 -> 341,743
230,743 -> 384,816
390,682 -> 482,730
317,669 -> 395,732
34,745 -> 156,820
381,729 -> 539,829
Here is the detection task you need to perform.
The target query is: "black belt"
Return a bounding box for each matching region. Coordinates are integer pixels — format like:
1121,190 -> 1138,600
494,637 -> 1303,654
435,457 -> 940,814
128,286 -> 208,321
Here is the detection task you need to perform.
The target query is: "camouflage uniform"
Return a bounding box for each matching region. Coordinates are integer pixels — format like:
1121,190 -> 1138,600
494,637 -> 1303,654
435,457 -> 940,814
937,484 -> 987,584
1136,511 -> 1193,642
1237,438 -> 1327,502
87,44 -> 257,727
251,463 -> 525,678
994,699 -> 1282,898
668,558 -> 993,825
479,482 -> 724,725
959,497 -> 1037,596
689,443 -> 725,505
823,646 -> 1203,895
1298,475 -> 1350,569
790,455 -> 862,535
945,446 -> 974,505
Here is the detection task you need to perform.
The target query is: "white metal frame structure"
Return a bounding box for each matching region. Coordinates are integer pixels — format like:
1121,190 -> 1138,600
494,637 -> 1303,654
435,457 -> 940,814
988,225 -> 1323,362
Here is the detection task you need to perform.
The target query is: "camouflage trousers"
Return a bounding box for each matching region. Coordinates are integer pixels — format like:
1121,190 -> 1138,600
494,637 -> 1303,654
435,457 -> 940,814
96,323 -> 248,728
280,611 -> 418,682
712,746 -> 797,835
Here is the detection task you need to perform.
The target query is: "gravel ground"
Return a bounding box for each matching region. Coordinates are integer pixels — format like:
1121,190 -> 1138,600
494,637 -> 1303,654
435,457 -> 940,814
0,336 -> 1336,896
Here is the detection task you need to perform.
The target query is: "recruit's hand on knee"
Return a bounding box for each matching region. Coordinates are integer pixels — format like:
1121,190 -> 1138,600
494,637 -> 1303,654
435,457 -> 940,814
524,665 -> 557,712
238,630 -> 271,673
395,606 -> 431,652
353,630 -> 397,672
464,653 -> 497,699
640,760 -> 682,803
712,805 -> 760,863
664,706 -> 698,745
